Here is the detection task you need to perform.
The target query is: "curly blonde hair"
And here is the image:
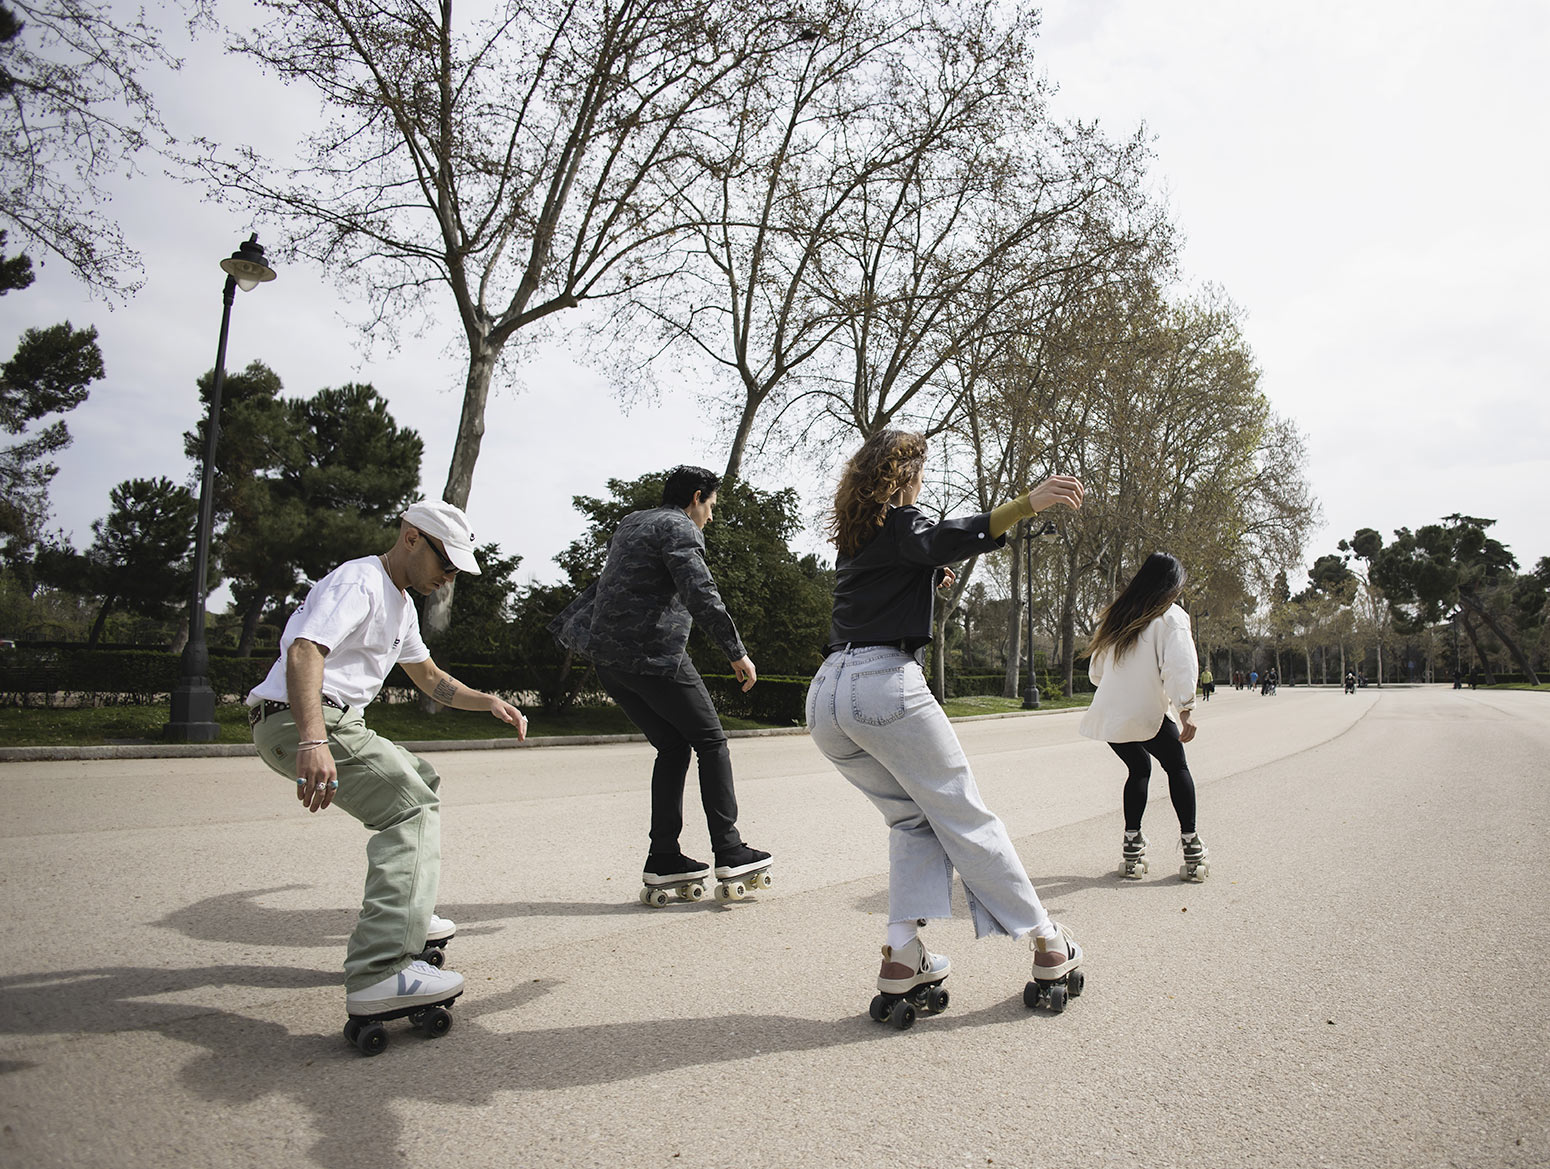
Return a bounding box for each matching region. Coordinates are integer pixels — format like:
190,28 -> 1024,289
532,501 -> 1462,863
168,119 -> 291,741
826,430 -> 928,556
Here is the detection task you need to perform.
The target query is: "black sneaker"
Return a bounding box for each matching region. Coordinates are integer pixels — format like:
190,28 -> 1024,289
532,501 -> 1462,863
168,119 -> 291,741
643,853 -> 710,884
714,845 -> 771,879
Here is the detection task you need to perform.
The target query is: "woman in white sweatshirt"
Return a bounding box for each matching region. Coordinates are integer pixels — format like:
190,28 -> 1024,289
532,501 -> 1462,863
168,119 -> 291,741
1078,553 -> 1209,882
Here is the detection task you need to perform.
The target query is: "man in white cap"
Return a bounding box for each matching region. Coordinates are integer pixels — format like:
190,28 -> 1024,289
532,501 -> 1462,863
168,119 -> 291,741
248,499 -> 527,1030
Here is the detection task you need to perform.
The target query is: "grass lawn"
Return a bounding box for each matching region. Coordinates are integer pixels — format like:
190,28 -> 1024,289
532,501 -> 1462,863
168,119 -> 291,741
939,693 -> 1091,718
0,691 -> 1098,747
0,701 -> 771,748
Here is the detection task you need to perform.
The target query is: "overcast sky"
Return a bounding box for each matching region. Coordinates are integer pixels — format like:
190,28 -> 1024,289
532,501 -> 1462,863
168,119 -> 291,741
4,0 -> 1547,601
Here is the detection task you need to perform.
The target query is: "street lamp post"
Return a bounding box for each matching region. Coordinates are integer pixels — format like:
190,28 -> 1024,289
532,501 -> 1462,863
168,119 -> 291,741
165,235 -> 277,742
1021,520 -> 1058,710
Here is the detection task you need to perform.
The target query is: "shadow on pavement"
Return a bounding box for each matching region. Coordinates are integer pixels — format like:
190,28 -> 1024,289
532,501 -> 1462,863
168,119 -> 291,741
154,886 -> 642,948
0,956 -> 1059,1169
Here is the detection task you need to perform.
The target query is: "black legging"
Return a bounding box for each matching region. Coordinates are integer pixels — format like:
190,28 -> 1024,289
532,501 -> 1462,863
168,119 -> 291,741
1109,717 -> 1197,835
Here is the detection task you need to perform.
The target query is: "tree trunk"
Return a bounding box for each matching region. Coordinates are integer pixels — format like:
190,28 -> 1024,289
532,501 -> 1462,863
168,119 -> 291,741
1459,590 -> 1540,685
88,597 -> 114,649
236,589 -> 269,658
1459,613 -> 1497,684
1002,537 -> 1023,699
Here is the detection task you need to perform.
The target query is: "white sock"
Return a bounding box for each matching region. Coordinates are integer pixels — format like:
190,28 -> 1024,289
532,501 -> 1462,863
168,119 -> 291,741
885,920 -> 918,951
1124,829 -> 1142,840
1182,832 -> 1198,843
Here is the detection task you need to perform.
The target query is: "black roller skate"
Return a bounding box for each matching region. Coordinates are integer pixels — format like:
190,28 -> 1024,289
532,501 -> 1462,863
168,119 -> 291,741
1179,834 -> 1210,882
1119,831 -> 1149,880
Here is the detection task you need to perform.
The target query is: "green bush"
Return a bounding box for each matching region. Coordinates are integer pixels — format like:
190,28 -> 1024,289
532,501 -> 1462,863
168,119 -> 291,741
703,674 -> 809,726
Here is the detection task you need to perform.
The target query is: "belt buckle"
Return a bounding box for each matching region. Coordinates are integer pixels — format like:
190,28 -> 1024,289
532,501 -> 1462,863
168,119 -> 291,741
248,704 -> 263,726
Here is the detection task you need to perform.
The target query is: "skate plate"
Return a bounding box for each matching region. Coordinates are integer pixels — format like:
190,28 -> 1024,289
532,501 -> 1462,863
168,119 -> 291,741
869,978 -> 950,1031
343,992 -> 462,1056
1024,966 -> 1085,1014
1119,858 -> 1148,880
713,864 -> 773,903
639,875 -> 709,907
1179,860 -> 1209,883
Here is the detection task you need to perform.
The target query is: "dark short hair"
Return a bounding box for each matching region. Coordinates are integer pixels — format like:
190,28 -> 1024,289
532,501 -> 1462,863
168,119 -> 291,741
662,465 -> 721,508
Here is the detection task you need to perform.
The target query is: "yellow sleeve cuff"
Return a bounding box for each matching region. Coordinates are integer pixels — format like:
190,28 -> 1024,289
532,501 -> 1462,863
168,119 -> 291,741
988,494 -> 1037,539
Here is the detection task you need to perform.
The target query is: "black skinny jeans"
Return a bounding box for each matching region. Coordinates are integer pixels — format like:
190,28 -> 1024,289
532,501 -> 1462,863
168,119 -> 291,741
595,658 -> 742,858
1108,717 -> 1197,835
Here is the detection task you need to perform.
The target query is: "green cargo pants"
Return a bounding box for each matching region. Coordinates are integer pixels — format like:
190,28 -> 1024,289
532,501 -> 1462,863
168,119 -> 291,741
252,705 -> 442,993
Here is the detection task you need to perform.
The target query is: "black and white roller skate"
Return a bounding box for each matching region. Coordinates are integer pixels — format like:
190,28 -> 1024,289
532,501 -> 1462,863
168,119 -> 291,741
639,853 -> 712,906
712,845 -> 773,903
1179,834 -> 1210,882
1024,921 -> 1085,1014
1119,832 -> 1149,880
868,934 -> 951,1031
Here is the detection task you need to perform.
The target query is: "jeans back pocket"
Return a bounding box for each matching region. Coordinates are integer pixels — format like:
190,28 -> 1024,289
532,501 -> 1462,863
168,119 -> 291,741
849,665 -> 907,727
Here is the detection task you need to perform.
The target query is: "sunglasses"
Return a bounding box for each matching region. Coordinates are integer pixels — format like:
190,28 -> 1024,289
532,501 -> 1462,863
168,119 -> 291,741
422,533 -> 460,575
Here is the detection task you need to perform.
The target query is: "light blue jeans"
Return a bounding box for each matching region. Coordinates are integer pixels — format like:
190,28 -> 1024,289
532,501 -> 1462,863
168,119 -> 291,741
806,645 -> 1052,939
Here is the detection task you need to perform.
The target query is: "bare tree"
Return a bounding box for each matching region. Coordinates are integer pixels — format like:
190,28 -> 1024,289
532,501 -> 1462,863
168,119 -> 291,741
0,0 -> 200,295
195,0 -> 813,633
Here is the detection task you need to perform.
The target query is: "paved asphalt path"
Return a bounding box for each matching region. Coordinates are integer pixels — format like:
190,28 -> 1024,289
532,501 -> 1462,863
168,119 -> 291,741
1,685 -> 1546,1169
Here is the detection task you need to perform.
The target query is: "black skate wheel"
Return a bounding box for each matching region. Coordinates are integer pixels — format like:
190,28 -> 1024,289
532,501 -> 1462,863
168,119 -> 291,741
925,985 -> 949,1013
423,1006 -> 453,1038
869,994 -> 890,1022
1047,984 -> 1068,1014
421,947 -> 446,968
343,1018 -> 363,1044
1068,968 -> 1085,997
355,1021 -> 389,1055
1023,981 -> 1042,1009
887,999 -> 916,1031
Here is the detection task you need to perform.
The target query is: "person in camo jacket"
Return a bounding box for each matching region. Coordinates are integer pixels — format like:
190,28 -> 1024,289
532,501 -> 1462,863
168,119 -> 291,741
551,465 -> 772,893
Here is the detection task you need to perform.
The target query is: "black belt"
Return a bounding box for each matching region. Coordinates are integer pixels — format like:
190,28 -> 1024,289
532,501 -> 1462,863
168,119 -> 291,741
248,695 -> 348,725
826,639 -> 914,654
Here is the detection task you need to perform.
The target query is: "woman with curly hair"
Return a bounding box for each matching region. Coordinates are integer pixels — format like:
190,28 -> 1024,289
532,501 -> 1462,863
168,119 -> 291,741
805,428 -> 1088,1022
1079,552 -> 1209,882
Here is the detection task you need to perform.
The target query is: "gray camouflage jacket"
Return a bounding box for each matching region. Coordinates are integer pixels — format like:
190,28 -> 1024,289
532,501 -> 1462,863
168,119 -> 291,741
550,507 -> 746,677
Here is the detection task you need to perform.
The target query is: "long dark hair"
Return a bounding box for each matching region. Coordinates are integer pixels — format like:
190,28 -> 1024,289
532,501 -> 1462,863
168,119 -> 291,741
1088,553 -> 1188,662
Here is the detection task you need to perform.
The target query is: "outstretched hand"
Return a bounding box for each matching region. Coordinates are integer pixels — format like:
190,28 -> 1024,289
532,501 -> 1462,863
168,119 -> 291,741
1027,475 -> 1084,514
491,697 -> 528,740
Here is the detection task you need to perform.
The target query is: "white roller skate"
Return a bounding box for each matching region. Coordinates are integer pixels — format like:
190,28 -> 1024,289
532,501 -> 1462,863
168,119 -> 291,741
1179,834 -> 1210,882
1119,831 -> 1148,880
869,934 -> 951,1031
712,845 -> 773,903
1024,921 -> 1085,1014
416,912 -> 456,967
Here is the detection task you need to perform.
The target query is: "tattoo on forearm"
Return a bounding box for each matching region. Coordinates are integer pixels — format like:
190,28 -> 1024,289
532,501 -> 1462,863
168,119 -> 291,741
432,678 -> 459,705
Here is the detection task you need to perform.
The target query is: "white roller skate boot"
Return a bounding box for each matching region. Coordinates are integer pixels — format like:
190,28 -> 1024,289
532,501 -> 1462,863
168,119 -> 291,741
417,912 -> 456,966
1179,834 -> 1210,882
1120,831 -> 1149,879
1025,921 -> 1085,1013
869,934 -> 951,1031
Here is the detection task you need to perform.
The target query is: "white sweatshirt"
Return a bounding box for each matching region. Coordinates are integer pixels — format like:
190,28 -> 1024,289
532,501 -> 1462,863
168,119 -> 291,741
1078,604 -> 1198,743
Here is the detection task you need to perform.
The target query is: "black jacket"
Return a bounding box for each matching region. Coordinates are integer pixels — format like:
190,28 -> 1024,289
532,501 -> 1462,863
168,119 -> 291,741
551,507 -> 745,677
827,505 -> 1005,650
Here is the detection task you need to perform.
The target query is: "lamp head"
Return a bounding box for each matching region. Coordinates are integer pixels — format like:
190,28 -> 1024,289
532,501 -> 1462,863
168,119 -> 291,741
220,234 -> 277,291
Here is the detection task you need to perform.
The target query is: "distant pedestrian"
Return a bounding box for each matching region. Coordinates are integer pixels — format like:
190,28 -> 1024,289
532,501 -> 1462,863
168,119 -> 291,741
1200,666 -> 1214,701
1079,552 -> 1209,883
1249,668 -> 1259,691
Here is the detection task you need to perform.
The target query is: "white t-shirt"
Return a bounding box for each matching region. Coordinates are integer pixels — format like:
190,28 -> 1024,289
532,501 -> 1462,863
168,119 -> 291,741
248,556 -> 430,709
1078,604 -> 1198,743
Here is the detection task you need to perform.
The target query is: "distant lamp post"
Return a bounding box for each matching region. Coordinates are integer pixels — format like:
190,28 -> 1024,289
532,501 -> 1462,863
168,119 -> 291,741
165,235 -> 277,742
1021,520 -> 1058,710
